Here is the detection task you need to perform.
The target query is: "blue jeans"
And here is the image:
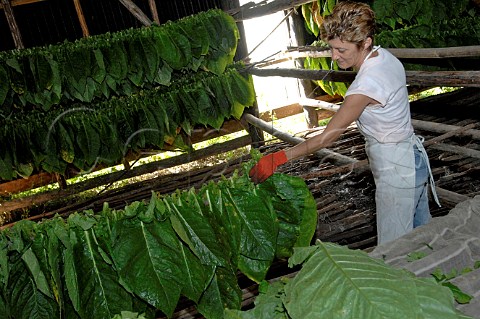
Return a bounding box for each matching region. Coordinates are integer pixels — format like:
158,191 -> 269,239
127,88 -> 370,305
414,145 -> 431,227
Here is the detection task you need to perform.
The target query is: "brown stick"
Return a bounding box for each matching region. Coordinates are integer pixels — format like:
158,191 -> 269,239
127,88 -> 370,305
148,0 -> 159,24
1,0 -> 24,49
423,123 -> 477,147
412,119 -> 480,140
73,0 -> 89,37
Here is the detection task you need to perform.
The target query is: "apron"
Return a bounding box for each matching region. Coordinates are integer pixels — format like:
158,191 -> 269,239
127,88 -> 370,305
365,134 -> 439,244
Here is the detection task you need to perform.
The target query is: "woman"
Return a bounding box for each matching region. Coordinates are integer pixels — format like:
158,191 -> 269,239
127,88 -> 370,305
249,1 -> 439,244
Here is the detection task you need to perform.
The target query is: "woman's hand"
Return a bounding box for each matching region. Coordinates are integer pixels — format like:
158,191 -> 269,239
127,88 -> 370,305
249,150 -> 288,183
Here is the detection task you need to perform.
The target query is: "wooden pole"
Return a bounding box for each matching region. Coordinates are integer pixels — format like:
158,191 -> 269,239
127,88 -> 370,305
242,113 -> 359,166
1,0 -> 24,49
73,0 -> 89,37
118,0 -> 152,26
284,45 -> 480,59
245,67 -> 480,88
148,0 -> 159,24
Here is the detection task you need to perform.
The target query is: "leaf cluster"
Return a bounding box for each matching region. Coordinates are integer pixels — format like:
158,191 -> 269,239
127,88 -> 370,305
0,65 -> 255,180
0,9 -> 239,113
0,169 -> 318,319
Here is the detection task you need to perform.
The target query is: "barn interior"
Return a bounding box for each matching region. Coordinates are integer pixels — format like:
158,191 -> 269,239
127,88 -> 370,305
1,0 -> 479,318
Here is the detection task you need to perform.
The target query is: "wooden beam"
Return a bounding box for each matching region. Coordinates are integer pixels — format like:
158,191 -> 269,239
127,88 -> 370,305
1,0 -> 24,49
73,0 -> 89,37
227,0 -> 314,21
0,0 -> 46,8
118,0 -> 152,26
148,0 -> 159,24
245,67 -> 480,87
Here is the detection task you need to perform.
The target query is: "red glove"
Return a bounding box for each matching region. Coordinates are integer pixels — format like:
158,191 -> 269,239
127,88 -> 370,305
249,150 -> 288,183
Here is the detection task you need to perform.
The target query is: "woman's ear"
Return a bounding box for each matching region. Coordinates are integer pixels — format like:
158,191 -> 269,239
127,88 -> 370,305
364,37 -> 373,50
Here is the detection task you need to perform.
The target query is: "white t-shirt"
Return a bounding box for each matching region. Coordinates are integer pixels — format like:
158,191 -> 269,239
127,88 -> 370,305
345,48 -> 413,143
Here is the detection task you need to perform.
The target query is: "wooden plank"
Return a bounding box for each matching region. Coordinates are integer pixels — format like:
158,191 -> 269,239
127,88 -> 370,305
73,0 -> 89,37
1,0 -> 24,49
118,0 -> 152,26
245,67 -> 480,87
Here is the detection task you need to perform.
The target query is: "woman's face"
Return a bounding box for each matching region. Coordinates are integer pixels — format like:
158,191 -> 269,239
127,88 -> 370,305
328,38 -> 367,70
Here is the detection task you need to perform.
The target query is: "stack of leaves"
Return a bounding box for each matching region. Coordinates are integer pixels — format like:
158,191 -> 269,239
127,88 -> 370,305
0,66 -> 255,179
0,9 -> 255,181
0,165 -> 318,319
0,9 -> 239,112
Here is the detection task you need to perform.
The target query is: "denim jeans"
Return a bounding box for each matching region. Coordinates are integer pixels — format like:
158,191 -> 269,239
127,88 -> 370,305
413,145 -> 431,227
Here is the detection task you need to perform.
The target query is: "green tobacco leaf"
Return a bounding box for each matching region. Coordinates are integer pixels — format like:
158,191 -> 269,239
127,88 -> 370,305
154,29 -> 186,70
0,64 -> 9,106
197,265 -> 242,319
67,220 -> 134,319
225,280 -> 289,319
284,241 -> 469,319
166,191 -> 228,268
6,255 -> 59,319
222,187 -> 277,282
139,36 -> 160,83
75,118 -> 100,166
260,174 -> 317,258
111,216 -> 184,318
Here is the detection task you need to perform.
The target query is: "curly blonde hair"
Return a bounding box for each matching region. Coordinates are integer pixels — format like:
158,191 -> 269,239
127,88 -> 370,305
320,1 -> 376,49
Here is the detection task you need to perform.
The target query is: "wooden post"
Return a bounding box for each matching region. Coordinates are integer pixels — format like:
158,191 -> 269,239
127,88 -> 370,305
148,0 -> 160,24
73,0 -> 90,37
118,0 -> 152,26
1,0 -> 24,49
288,8 -> 317,128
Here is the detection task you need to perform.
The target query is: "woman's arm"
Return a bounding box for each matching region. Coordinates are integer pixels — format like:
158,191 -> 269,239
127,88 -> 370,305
285,94 -> 376,161
249,93 -> 377,183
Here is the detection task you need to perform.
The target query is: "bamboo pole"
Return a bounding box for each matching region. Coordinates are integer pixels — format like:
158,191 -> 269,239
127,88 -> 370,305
73,0 -> 89,37
118,0 -> 152,26
1,0 -> 24,49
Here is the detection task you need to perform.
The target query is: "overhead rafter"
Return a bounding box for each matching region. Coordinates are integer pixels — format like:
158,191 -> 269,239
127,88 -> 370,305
0,0 -> 46,8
